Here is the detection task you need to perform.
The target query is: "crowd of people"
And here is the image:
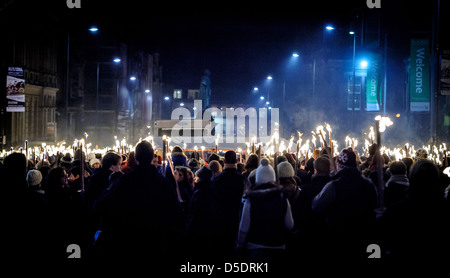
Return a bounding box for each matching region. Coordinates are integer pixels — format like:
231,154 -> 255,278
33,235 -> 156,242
1,141 -> 450,271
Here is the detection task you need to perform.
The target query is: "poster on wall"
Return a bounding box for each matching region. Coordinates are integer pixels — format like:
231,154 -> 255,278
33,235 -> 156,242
6,67 -> 25,112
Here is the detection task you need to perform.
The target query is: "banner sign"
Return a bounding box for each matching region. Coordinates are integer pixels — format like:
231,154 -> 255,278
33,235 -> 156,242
366,54 -> 381,111
409,39 -> 430,112
6,67 -> 25,112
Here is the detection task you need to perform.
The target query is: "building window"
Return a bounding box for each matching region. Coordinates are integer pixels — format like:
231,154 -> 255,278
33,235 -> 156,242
173,89 -> 182,99
187,89 -> 199,100
347,76 -> 361,111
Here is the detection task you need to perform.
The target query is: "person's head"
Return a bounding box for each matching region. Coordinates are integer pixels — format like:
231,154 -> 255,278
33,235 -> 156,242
320,147 -> 332,159
277,161 -> 295,179
312,149 -> 321,159
195,166 -> 213,184
4,152 -> 27,178
89,158 -> 101,169
27,169 -> 43,189
47,167 -> 68,191
172,145 -> 184,156
74,148 -> 86,161
314,156 -> 331,175
369,144 -> 378,156
415,148 -> 428,160
152,154 -> 162,167
255,158 -> 276,185
389,161 -> 407,176
401,157 -> 413,175
409,159 -> 441,199
188,158 -> 199,168
174,166 -> 194,186
305,158 -> 315,173
126,151 -> 137,168
102,152 -> 123,173
135,140 -> 154,166
224,150 -> 237,165
336,147 -> 357,171
208,153 -> 220,163
277,155 -> 287,165
209,160 -> 222,176
245,154 -> 259,171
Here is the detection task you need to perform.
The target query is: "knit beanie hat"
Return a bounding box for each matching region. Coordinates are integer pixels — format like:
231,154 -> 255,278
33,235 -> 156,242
277,161 -> 295,178
415,148 -> 428,160
27,169 -> 43,187
255,158 -> 276,185
337,147 -> 357,168
89,158 -> 101,167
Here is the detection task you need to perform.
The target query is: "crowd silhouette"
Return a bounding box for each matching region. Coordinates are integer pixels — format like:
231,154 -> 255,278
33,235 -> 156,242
1,140 -> 449,272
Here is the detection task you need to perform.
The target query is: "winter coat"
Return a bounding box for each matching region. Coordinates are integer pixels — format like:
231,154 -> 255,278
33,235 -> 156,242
237,183 -> 294,250
295,174 -> 330,230
85,167 -> 113,212
311,167 -> 377,259
384,174 -> 409,206
210,167 -> 245,257
312,167 -> 377,230
185,179 -> 215,258
94,164 -> 186,263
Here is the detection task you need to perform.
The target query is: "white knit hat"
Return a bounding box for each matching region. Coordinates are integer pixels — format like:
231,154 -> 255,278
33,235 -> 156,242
255,158 -> 276,185
27,169 -> 42,187
277,161 -> 295,178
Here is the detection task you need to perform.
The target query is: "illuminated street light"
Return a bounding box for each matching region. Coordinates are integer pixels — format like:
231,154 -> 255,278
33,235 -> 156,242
360,60 -> 368,69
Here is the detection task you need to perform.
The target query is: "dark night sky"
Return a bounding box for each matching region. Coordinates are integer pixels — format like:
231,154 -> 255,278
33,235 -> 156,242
9,0 -> 447,102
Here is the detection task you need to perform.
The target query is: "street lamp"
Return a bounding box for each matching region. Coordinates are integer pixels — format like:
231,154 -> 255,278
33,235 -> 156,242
360,60 -> 368,69
89,26 -> 99,33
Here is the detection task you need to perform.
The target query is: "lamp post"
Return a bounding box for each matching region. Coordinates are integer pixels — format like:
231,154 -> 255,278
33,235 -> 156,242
351,31 -> 356,131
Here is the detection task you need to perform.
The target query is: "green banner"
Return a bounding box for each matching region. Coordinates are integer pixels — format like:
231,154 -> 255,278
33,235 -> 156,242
366,54 -> 380,111
409,39 -> 430,112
